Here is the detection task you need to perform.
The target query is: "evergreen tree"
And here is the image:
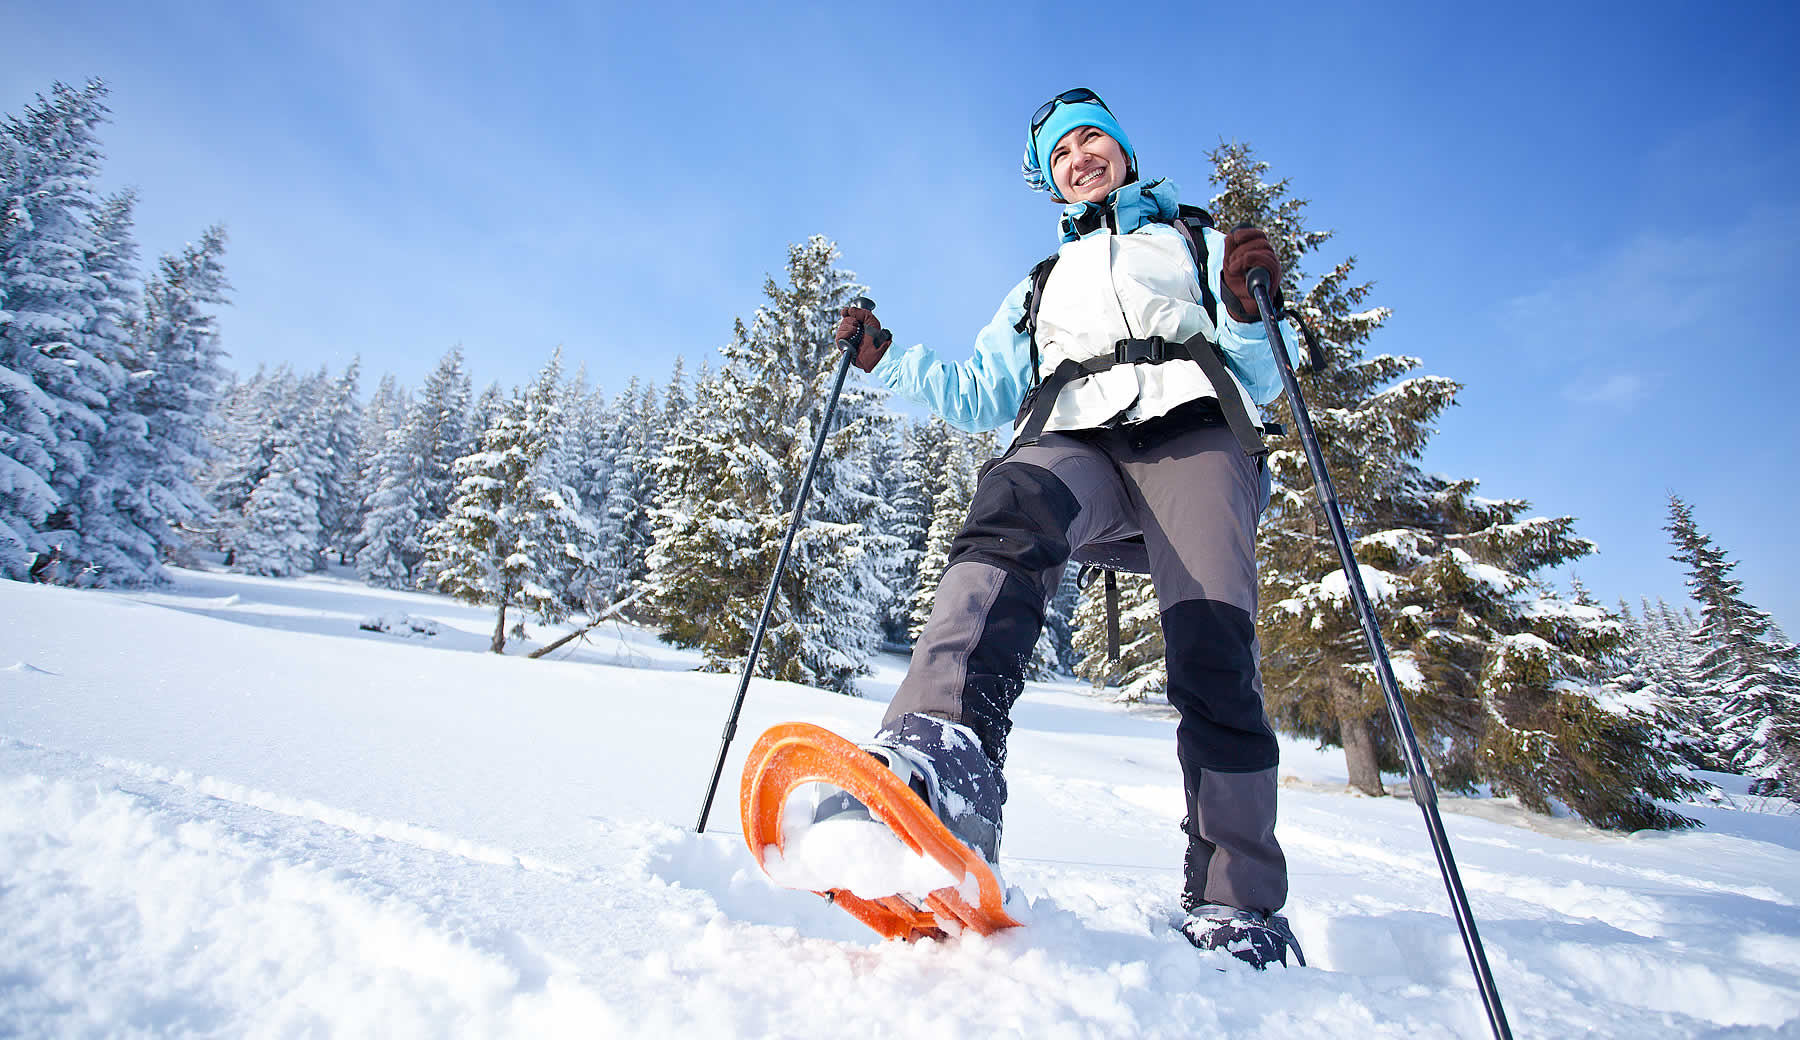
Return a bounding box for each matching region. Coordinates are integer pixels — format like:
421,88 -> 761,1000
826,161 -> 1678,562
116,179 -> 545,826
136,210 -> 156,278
132,225 -> 231,563
660,355 -> 689,441
53,189 -> 159,585
860,409 -> 911,645
559,372 -> 616,615
233,367 -> 359,576
203,365 -> 294,563
646,236 -> 897,693
346,372 -> 407,564
352,350 -> 470,587
884,418 -> 947,643
1220,143 -> 1694,828
1621,596 -> 1717,769
235,403 -> 326,576
424,351 -> 591,652
314,359 -> 364,564
908,424 -> 985,639
1072,571 -> 1165,701
0,80 -> 109,579
414,346 -> 473,527
471,382 -> 505,438
355,423 -> 428,588
1666,495 -> 1800,798
1040,565 -> 1084,676
620,379 -> 666,600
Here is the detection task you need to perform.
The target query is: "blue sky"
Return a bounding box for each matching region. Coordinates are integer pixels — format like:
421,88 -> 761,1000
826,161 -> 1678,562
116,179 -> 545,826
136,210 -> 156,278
10,0 -> 1798,630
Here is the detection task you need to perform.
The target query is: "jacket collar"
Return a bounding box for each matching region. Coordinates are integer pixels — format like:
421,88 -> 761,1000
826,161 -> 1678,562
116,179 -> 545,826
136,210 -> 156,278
1058,177 -> 1180,243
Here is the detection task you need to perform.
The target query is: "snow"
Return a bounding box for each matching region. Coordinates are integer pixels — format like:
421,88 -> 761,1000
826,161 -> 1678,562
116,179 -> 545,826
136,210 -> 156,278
4,567 -> 1800,1037
1450,547 -> 1521,595
764,809 -> 961,901
1319,563 -> 1399,604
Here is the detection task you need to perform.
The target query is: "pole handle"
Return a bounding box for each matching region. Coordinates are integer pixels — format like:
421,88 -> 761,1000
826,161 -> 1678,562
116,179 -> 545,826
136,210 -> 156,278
838,296 -> 878,356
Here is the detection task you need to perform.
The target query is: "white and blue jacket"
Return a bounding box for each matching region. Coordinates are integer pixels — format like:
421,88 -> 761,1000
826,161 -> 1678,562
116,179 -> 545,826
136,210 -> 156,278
870,179 -> 1296,435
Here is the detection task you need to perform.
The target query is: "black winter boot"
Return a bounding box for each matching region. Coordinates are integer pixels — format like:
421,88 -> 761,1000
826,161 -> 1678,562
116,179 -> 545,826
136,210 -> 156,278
1178,903 -> 1305,969
809,714 -> 1003,864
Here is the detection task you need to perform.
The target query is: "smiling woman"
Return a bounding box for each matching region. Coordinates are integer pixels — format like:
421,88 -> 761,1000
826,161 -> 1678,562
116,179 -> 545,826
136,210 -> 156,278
802,87 -> 1309,968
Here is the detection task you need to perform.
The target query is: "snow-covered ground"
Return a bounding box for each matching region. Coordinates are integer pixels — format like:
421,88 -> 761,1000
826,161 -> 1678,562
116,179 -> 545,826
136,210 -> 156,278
3,568 -> 1797,1038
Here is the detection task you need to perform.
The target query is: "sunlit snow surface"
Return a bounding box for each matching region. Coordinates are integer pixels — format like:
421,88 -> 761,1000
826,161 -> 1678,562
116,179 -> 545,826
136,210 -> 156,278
3,567 -> 1799,1037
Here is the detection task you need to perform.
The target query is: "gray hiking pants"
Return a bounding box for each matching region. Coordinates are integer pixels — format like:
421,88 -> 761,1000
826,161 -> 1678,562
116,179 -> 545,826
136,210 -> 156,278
880,410 -> 1289,914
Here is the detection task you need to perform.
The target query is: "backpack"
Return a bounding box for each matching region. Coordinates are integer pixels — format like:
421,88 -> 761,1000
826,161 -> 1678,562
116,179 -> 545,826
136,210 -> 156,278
1009,204 -> 1273,458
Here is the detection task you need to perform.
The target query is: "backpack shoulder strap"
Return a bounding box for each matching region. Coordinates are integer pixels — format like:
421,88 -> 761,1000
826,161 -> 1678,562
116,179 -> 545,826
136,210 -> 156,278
1012,253 -> 1060,390
1170,205 -> 1218,330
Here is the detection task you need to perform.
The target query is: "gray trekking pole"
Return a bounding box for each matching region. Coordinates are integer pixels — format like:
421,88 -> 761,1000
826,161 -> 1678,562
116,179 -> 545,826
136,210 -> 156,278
1247,268 -> 1512,1040
694,296 -> 885,834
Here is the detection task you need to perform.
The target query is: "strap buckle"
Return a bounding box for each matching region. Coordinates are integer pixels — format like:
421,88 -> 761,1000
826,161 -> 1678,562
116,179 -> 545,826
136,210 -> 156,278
1113,336 -> 1166,364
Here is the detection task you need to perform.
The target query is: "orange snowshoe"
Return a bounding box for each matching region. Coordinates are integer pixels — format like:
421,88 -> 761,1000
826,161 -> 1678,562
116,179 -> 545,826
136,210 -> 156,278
739,721 -> 1021,942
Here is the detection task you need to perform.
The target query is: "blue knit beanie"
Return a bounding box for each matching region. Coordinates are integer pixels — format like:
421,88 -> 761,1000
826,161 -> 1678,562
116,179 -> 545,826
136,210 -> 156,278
1021,94 -> 1136,201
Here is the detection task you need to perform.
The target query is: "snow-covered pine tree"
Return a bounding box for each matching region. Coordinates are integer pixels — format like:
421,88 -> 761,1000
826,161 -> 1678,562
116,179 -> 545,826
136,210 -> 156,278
52,188 -> 157,585
234,366 -> 363,575
1622,596 -> 1717,769
414,346 -> 473,530
660,355 -> 689,440
646,236 -> 896,693
234,370 -> 329,577
345,372 -> 407,566
1667,494 -> 1800,798
1220,143 -> 1695,828
0,80 -> 109,579
590,376 -> 659,609
907,426 -> 975,640
471,382 -> 505,438
199,366 -> 288,542
355,421 -> 428,588
1072,571 -> 1165,701
1039,565 -> 1083,676
132,225 -> 231,565
424,351 -> 591,653
313,360 -> 363,564
883,418 -> 946,644
860,409 -> 910,646
352,349 -> 470,587
558,371 -> 615,616
907,422 -> 995,639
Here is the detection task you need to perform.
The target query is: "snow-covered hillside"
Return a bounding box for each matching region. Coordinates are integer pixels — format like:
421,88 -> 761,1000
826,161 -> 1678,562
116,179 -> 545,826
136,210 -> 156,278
3,569 -> 1797,1037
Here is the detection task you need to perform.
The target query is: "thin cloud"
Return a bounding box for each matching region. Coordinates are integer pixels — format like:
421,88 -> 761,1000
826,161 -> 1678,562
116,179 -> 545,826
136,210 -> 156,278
1501,205 -> 1799,353
1563,371 -> 1651,407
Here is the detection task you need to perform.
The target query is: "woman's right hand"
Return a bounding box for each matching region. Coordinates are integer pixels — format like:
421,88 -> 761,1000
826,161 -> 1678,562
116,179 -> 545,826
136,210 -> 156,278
1221,227 -> 1282,323
834,306 -> 892,372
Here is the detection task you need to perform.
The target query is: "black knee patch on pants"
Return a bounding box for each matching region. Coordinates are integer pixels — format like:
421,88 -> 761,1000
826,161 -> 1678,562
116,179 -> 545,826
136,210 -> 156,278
947,462 -> 1081,588
939,462 -> 1079,772
1165,599 -> 1279,774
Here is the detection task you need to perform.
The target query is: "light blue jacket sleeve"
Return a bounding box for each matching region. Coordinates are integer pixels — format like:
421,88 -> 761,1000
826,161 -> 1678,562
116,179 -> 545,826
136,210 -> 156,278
1205,226 -> 1300,407
868,276 -> 1034,433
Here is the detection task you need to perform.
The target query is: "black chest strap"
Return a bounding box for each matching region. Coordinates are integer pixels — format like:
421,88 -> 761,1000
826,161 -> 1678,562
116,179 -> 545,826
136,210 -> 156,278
1012,335 -> 1271,457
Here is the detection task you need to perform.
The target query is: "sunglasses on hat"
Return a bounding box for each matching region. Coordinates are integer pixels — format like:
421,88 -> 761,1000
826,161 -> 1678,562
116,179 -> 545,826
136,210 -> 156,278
1030,87 -> 1110,137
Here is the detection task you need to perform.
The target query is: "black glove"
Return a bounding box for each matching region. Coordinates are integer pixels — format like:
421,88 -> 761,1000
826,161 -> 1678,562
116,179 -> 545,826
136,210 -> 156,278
833,306 -> 893,373
1220,226 -> 1282,323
